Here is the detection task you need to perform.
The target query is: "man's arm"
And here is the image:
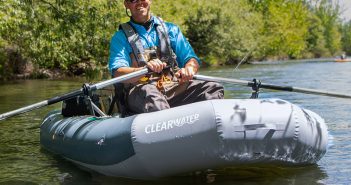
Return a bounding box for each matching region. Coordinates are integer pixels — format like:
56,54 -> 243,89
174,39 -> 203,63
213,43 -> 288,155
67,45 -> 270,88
113,67 -> 143,83
175,58 -> 200,83
113,59 -> 167,83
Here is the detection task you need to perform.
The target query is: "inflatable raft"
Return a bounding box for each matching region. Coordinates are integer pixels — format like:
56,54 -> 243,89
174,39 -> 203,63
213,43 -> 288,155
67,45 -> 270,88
40,98 -> 328,179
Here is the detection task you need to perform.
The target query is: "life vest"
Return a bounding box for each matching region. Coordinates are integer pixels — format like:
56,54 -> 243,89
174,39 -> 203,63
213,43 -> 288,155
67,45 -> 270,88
113,18 -> 180,117
119,17 -> 178,69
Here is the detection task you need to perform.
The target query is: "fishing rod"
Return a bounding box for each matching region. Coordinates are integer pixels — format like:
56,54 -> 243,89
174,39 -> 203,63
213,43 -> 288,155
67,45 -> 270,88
0,68 -> 149,121
194,75 -> 351,99
233,47 -> 255,71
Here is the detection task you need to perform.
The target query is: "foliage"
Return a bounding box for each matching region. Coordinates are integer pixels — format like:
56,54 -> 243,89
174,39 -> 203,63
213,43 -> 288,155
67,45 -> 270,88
0,0 -> 348,79
311,0 -> 342,56
304,12 -> 328,58
260,0 -> 310,59
185,0 -> 263,65
1,0 -> 124,71
341,21 -> 351,55
152,0 -> 198,30
0,44 -> 4,79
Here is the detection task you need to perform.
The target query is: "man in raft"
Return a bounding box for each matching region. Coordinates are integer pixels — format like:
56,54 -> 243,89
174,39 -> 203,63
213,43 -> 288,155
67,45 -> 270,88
108,0 -> 224,114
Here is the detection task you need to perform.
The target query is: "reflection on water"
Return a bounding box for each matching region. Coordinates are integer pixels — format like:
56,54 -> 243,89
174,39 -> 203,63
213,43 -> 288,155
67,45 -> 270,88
80,165 -> 328,185
35,164 -> 324,185
0,61 -> 350,184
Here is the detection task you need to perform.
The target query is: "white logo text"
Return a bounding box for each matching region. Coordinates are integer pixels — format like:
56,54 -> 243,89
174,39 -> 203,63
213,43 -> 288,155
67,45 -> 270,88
145,114 -> 200,134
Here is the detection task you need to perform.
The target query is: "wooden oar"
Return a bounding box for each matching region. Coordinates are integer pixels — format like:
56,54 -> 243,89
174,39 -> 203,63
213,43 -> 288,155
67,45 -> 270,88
194,74 -> 351,99
0,68 -> 149,121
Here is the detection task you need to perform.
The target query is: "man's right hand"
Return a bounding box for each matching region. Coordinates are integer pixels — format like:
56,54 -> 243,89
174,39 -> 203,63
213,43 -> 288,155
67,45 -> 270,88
147,59 -> 167,73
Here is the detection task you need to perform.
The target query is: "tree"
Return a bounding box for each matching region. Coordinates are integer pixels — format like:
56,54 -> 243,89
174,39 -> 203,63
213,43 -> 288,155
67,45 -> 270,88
185,0 -> 263,65
254,0 -> 310,59
341,21 -> 351,55
0,0 -> 124,72
312,0 -> 342,56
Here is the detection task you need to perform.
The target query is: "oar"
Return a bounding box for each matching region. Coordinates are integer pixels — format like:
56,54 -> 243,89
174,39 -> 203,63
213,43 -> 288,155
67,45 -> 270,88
194,75 -> 351,99
0,68 -> 149,121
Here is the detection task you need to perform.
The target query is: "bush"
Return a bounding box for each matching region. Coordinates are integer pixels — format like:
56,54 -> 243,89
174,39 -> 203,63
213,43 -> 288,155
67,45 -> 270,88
185,0 -> 263,65
1,0 -> 124,71
0,0 -> 347,79
341,21 -> 351,55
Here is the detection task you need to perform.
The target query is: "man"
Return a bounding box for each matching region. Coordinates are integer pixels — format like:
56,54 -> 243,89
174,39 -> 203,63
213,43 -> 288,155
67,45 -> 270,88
109,0 -> 224,114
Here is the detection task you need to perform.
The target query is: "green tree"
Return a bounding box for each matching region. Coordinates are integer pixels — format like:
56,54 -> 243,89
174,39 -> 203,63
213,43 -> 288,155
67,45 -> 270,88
304,12 -> 328,57
185,0 -> 263,65
1,0 -> 124,73
255,0 -> 310,59
0,0 -> 348,80
341,21 -> 351,55
313,0 -> 342,56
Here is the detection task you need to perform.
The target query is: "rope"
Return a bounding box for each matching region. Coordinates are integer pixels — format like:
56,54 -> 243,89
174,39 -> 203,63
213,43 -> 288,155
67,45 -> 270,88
156,73 -> 172,90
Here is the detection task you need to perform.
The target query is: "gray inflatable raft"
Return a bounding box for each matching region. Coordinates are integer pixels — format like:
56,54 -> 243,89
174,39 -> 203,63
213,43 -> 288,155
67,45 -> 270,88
40,98 -> 328,179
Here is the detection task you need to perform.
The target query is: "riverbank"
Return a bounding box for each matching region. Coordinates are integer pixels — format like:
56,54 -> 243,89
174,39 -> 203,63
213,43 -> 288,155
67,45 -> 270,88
247,57 -> 335,64
0,57 -> 337,82
0,60 -> 108,81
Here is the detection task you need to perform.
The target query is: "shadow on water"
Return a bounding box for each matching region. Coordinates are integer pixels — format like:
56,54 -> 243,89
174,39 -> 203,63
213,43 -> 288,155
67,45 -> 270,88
34,151 -> 328,185
2,139 -> 327,185
82,165 -> 327,185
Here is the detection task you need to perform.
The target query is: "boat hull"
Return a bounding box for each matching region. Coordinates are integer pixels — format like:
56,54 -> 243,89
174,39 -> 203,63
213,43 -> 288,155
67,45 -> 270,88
40,99 -> 328,179
334,59 -> 351,62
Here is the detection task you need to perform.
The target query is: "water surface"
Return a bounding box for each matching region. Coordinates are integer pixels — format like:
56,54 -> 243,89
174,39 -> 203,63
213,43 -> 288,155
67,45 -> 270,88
0,60 -> 350,184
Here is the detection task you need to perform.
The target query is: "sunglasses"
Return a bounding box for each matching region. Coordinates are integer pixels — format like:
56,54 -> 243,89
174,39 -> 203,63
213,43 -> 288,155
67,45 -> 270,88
126,0 -> 146,3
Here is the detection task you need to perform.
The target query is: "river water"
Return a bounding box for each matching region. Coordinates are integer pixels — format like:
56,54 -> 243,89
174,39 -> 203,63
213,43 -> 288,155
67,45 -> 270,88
0,60 -> 350,185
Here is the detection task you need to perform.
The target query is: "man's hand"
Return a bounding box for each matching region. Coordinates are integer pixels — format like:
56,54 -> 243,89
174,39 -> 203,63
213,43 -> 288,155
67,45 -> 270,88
147,59 -> 167,73
175,58 -> 199,83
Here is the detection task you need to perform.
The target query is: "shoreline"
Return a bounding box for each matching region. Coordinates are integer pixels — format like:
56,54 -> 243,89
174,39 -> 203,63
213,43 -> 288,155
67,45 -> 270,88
0,57 -> 338,82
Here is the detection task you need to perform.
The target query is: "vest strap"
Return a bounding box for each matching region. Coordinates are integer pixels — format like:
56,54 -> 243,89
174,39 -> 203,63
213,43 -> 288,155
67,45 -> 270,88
155,17 -> 178,68
119,17 -> 178,68
120,23 -> 147,65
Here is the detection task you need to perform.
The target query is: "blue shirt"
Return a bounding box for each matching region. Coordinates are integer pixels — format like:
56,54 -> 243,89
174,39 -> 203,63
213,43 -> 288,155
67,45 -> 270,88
108,16 -> 200,75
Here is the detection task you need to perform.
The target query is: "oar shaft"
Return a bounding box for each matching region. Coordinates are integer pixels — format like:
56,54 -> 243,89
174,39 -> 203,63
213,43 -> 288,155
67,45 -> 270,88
94,68 -> 149,90
0,100 -> 48,121
47,89 -> 83,105
194,75 -> 351,99
194,75 -> 249,86
0,68 -> 150,121
256,82 -> 351,98
290,86 -> 351,99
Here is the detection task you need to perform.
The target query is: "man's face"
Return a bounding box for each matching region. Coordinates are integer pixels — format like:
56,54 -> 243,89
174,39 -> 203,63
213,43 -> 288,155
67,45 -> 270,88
125,0 -> 151,22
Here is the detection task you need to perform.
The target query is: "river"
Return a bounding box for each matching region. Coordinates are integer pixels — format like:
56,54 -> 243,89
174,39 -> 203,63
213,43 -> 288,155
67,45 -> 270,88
0,60 -> 350,184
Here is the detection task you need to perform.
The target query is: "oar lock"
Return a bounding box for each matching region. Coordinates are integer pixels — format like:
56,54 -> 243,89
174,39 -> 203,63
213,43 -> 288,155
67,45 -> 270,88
250,79 -> 261,99
80,83 -> 107,117
82,83 -> 94,97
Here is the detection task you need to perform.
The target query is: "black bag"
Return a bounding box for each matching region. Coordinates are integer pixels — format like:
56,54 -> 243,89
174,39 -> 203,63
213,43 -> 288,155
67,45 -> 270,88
61,95 -> 100,117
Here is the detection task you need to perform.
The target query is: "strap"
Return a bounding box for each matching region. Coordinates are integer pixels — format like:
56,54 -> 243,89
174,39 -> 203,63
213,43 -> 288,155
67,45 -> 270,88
111,83 -> 134,117
155,17 -> 178,68
119,18 -> 178,68
156,73 -> 172,91
120,23 -> 147,65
